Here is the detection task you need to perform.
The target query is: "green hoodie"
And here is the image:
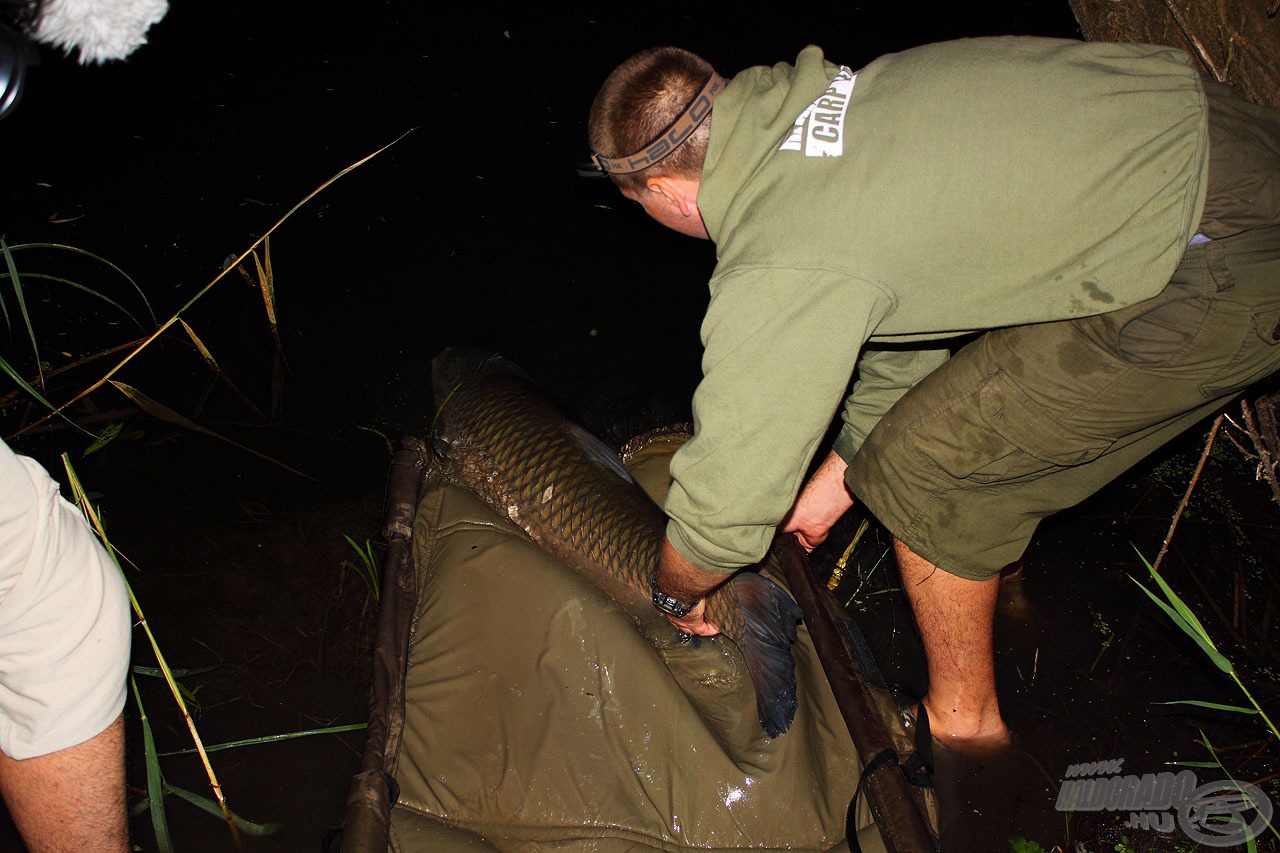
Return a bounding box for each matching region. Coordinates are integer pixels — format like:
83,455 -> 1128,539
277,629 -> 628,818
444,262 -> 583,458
665,37 -> 1209,572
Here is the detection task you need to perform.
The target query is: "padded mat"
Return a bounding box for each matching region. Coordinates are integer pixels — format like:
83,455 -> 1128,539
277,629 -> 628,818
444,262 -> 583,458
389,439 -> 874,851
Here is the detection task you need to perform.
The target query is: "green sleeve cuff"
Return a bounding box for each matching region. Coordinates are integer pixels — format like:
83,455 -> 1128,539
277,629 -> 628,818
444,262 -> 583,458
836,346 -> 950,463
831,428 -> 864,465
665,518 -> 757,574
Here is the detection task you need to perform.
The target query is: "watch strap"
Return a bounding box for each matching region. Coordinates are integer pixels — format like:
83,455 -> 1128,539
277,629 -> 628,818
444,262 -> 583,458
650,575 -> 695,618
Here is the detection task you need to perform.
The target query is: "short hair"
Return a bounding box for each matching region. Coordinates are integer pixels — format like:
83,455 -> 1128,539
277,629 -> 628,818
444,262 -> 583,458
588,46 -> 717,192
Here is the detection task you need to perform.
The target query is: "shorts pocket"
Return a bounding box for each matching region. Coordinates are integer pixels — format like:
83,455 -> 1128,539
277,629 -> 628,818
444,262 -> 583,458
1262,303 -> 1280,346
1115,295 -> 1210,367
967,371 -> 1114,482
1200,299 -> 1280,398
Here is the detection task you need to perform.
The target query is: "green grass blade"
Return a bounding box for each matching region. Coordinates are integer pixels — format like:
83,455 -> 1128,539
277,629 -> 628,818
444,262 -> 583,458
0,240 -> 13,330
0,271 -> 146,330
0,354 -> 53,408
1229,672 -> 1280,746
131,676 -> 174,852
1198,728 -> 1279,843
110,380 -> 315,480
1131,550 -> 1279,742
1,238 -> 44,390
63,456 -> 239,842
5,242 -> 156,326
0,353 -> 90,436
343,534 -> 380,600
1136,549 -> 1217,641
162,783 -> 283,836
1156,699 -> 1258,714
157,723 -> 367,757
131,662 -> 219,679
1130,575 -> 1233,674
84,423 -> 123,456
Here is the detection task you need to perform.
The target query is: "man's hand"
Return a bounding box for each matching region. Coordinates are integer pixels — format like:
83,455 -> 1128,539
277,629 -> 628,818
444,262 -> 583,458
779,450 -> 856,552
656,538 -> 726,636
664,596 -> 720,636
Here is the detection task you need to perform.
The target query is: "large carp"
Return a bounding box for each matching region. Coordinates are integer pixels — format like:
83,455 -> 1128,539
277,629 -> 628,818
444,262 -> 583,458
430,347 -> 802,738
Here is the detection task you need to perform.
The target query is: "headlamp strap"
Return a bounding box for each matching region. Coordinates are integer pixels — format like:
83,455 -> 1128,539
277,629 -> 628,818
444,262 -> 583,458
591,72 -> 727,176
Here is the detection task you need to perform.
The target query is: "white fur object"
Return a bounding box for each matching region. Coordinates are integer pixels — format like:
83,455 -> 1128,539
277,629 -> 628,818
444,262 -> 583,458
30,0 -> 169,64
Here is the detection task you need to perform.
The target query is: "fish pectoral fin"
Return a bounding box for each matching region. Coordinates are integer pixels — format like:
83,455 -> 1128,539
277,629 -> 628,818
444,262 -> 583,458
729,572 -> 802,738
566,422 -> 634,484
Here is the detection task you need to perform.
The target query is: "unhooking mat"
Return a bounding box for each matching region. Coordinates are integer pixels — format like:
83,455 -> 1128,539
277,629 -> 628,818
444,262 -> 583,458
356,433 -> 881,851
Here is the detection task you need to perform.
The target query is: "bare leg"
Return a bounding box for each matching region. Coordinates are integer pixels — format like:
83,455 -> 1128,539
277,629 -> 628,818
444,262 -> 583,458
0,714 -> 128,852
895,539 -> 1012,752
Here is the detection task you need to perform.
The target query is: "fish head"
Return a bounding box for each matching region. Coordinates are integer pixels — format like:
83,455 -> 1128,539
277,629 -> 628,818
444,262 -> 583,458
429,347 -> 537,461
430,347 -> 536,401
430,347 -> 488,461
431,346 -> 496,403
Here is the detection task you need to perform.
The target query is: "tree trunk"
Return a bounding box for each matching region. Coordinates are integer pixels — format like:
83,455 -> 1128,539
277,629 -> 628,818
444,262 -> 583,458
1067,0 -> 1280,108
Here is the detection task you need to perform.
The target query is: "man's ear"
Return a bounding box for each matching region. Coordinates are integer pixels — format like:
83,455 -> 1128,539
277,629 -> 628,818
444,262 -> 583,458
644,176 -> 699,217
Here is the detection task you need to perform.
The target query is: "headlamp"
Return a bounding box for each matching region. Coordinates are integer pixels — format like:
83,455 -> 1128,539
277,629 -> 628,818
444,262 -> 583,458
0,22 -> 37,121
590,73 -> 727,176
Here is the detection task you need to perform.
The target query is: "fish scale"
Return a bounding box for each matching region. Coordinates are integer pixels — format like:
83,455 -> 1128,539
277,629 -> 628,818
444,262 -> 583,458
431,347 -> 802,737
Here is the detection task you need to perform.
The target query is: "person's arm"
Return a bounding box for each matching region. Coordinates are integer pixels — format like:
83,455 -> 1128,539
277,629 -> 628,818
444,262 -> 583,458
657,267 -> 888,633
654,537 -> 727,636
781,346 -> 949,552
831,344 -> 950,463
778,449 -> 853,551
0,715 -> 127,851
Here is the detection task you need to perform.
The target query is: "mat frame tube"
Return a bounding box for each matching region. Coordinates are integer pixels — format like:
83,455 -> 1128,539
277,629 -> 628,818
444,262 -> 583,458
337,439 -> 426,851
773,535 -> 939,853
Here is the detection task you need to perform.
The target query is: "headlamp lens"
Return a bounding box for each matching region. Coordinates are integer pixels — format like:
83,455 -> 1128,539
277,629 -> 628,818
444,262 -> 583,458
0,23 -> 35,121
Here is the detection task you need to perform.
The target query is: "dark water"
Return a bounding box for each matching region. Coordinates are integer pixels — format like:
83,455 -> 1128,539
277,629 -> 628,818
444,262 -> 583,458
3,2 -> 1278,850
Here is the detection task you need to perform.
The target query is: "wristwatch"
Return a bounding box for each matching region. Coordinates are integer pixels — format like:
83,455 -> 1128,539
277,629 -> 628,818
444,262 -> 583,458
650,575 -> 695,618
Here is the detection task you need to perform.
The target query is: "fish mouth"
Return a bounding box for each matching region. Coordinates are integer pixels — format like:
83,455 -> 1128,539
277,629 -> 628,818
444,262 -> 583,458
429,347 -> 482,460
429,347 -> 530,461
431,346 -> 540,407
429,347 -> 531,405
430,346 -> 490,408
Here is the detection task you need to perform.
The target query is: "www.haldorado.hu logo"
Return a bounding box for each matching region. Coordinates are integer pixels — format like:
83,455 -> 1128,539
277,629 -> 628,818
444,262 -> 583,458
1055,759 -> 1274,846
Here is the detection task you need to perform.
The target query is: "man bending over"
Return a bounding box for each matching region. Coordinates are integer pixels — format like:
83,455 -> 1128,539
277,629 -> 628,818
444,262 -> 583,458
587,38 -> 1280,751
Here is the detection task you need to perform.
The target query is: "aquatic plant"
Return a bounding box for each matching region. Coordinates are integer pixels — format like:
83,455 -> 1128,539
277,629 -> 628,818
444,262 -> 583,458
0,239 -> 152,436
62,454 -> 244,847
67,454 -> 366,847
1132,549 -> 1279,746
2,133 -> 410,474
342,533 -> 382,617
1,136 -> 409,848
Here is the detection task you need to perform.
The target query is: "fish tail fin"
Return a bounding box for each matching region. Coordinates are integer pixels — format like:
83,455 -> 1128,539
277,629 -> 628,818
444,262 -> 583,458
728,571 -> 802,738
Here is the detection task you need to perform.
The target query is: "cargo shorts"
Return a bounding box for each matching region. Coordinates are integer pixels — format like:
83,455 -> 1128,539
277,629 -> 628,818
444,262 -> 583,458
845,224 -> 1280,581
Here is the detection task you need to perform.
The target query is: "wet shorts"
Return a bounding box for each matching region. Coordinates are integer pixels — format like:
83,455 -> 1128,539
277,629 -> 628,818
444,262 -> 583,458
0,442 -> 131,760
846,224 -> 1280,581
